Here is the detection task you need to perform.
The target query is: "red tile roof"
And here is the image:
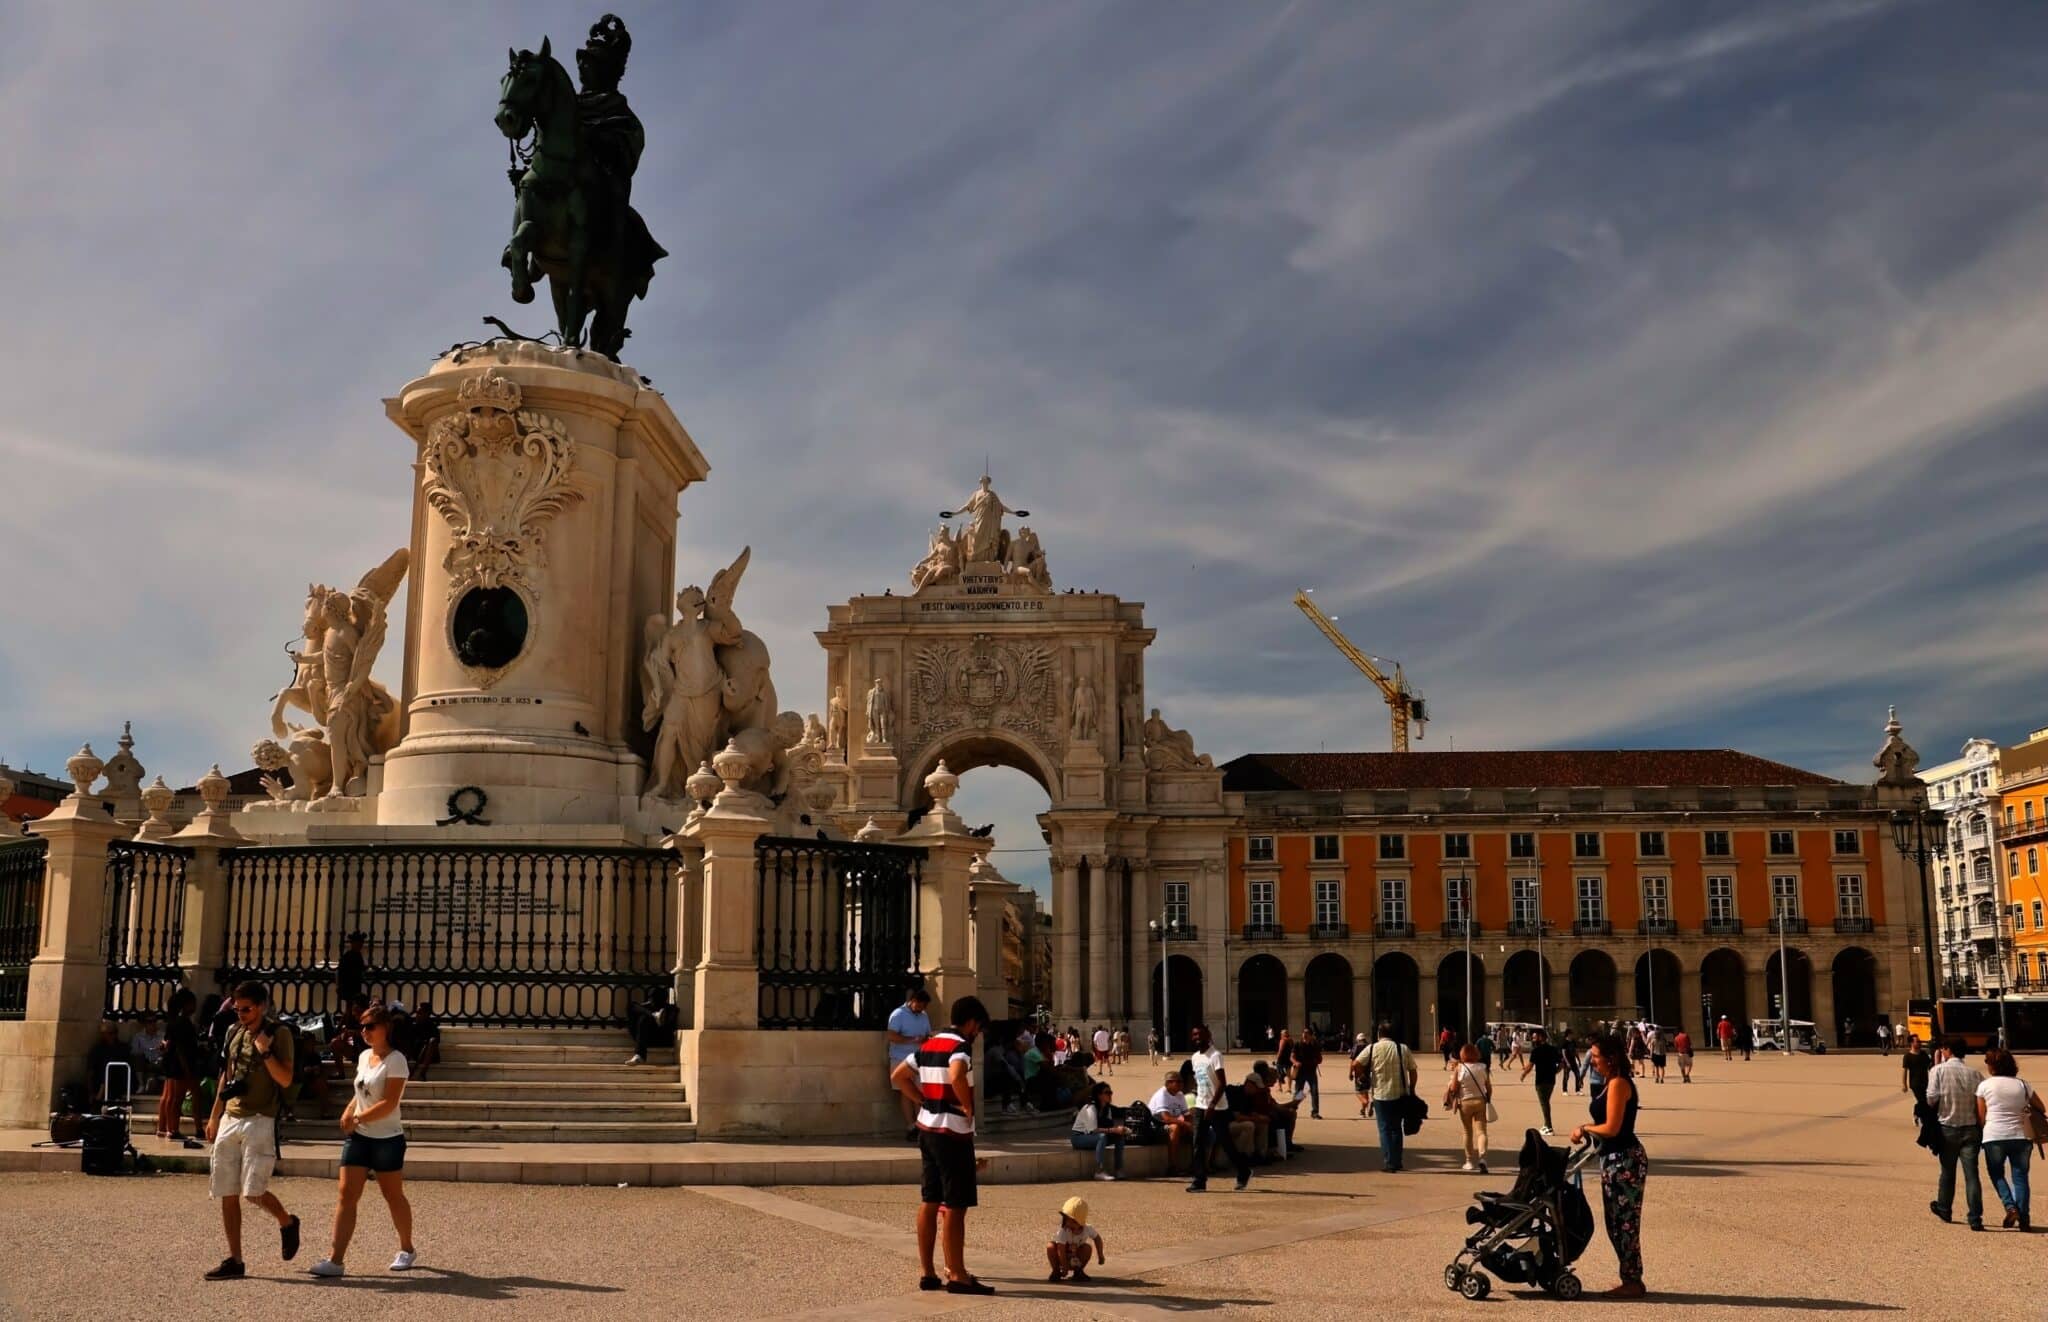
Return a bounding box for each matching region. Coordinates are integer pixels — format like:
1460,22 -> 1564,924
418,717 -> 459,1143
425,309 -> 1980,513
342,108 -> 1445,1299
1222,750 -> 1840,793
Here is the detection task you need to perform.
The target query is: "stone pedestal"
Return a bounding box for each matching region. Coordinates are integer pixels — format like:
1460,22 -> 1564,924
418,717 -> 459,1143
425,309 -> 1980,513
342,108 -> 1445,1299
0,791 -> 126,1127
378,342 -> 710,827
968,855 -> 1023,1018
895,763 -> 978,1013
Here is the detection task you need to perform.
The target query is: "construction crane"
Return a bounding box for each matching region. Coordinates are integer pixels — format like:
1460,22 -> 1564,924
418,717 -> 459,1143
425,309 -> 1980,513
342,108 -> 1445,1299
1292,590 -> 1428,752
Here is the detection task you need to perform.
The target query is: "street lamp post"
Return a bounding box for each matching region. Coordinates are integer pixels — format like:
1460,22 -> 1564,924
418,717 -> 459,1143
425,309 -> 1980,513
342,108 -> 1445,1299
1460,863 -> 1474,1043
1890,801 -> 1949,1040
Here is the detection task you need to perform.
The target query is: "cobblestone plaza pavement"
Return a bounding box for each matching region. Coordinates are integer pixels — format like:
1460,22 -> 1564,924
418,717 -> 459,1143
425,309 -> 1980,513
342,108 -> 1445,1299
1,1052 -> 2037,1320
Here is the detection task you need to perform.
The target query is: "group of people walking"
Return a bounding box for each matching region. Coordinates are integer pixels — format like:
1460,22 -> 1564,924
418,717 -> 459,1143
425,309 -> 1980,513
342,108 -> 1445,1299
1910,1036 -> 2046,1232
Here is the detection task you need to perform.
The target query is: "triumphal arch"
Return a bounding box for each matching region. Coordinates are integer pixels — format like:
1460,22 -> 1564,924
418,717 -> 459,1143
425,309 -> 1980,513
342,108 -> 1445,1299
815,477 -> 1234,1026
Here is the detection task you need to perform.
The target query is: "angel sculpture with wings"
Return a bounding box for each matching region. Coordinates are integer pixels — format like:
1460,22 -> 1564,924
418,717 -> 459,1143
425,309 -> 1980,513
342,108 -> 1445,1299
315,550 -> 411,798
641,547 -> 779,801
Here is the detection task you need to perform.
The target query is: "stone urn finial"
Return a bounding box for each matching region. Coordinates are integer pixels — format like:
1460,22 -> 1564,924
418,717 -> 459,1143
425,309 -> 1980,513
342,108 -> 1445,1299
855,817 -> 887,842
66,743 -> 104,799
197,764 -> 232,814
924,759 -> 959,810
140,775 -> 175,822
685,760 -> 723,808
711,740 -> 751,796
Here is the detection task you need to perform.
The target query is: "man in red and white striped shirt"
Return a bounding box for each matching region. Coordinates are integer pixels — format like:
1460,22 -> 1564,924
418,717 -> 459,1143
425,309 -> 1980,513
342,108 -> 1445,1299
891,994 -> 992,1296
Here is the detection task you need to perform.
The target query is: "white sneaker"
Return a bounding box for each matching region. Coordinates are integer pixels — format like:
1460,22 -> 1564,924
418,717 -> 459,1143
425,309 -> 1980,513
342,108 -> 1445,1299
1094,1171 -> 1115,1181
390,1249 -> 418,1271
1540,1126 -> 1554,1135
309,1259 -> 345,1278
625,1054 -> 644,1066
1460,1161 -> 1475,1172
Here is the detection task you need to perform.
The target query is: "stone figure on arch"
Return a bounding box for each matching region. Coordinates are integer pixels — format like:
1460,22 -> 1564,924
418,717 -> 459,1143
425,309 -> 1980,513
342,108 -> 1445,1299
911,524 -> 962,590
1070,667 -> 1099,744
826,684 -> 848,760
1120,683 -> 1144,755
1143,707 -> 1212,771
866,675 -> 894,746
943,474 -> 1026,565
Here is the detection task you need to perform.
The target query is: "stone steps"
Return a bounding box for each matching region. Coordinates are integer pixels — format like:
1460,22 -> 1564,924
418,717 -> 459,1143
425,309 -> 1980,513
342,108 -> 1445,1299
434,1042 -> 673,1066
400,1098 -> 692,1124
405,1080 -> 688,1103
425,1062 -> 673,1083
398,1119 -> 701,1144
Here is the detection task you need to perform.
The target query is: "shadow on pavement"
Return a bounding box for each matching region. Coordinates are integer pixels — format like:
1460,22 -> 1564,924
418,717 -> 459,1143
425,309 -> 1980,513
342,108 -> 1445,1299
274,1267 -> 624,1300
1003,1279 -> 1272,1312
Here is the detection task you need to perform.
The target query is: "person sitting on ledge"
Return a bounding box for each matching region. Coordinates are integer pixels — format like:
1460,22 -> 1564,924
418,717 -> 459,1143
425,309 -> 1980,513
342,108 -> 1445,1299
130,1011 -> 169,1090
626,986 -> 679,1066
408,1000 -> 441,1081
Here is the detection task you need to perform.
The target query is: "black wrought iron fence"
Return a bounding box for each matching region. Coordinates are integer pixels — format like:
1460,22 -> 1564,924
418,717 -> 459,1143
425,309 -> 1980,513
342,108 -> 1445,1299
757,835 -> 924,1029
0,837 -> 47,1021
104,841 -> 191,1020
219,844 -> 676,1027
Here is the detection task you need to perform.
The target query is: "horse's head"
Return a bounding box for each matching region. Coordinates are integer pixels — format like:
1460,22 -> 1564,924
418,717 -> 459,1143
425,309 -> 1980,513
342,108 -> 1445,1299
496,35 -> 556,140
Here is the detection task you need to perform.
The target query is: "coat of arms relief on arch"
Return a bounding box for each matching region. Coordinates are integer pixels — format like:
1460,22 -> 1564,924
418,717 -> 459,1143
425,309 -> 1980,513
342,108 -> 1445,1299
906,634 -> 1058,758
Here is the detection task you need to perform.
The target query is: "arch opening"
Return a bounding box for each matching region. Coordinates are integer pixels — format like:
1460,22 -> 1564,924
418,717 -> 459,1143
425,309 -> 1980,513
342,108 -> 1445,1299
1700,948 -> 1748,1031
1832,946 -> 1879,1047
1436,952 -> 1485,1043
1150,954 -> 1203,1055
1633,949 -> 1684,1029
1764,948 -> 1814,1024
1304,953 -> 1354,1039
1500,950 -> 1552,1026
1372,952 -> 1421,1047
1237,954 -> 1288,1051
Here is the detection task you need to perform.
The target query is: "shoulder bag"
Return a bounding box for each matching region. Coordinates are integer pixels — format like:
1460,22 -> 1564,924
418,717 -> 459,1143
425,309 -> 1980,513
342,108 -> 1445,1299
2023,1081 -> 2048,1147
1397,1044 -> 1427,1134
1479,1066 -> 1499,1124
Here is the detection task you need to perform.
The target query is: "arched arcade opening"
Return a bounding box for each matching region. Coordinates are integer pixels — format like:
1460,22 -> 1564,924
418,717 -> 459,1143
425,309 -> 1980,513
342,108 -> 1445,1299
1238,954 -> 1287,1051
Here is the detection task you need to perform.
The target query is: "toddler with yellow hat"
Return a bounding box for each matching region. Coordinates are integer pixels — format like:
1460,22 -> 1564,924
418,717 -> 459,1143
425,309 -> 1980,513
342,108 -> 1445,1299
1047,1195 -> 1107,1282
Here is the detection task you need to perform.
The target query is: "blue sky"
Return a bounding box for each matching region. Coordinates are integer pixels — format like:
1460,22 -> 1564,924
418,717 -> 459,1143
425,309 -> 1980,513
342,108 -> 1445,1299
5,2 -> 2048,895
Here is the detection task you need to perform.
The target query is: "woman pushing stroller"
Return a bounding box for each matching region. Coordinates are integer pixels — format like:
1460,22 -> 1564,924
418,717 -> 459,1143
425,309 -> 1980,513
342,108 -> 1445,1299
1570,1032 -> 1648,1298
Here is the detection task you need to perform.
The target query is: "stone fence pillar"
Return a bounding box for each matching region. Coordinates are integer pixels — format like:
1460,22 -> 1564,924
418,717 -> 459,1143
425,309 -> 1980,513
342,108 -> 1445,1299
168,765 -> 243,997
895,762 -> 978,1014
0,749 -> 126,1126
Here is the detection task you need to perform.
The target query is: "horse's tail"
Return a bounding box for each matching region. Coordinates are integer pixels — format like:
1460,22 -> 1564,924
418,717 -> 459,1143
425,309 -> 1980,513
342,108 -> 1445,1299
623,206 -> 666,300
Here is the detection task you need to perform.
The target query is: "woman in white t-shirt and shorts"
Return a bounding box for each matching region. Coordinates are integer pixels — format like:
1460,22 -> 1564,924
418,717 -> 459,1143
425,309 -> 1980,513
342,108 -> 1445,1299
310,1004 -> 418,1277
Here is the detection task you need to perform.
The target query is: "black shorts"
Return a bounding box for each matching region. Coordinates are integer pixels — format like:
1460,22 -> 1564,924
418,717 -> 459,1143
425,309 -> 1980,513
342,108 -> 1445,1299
918,1130 -> 977,1209
1649,1053 -> 1667,1068
339,1132 -> 407,1173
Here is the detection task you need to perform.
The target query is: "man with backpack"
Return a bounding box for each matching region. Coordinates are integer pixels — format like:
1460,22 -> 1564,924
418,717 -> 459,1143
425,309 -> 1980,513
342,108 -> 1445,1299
204,981 -> 301,1280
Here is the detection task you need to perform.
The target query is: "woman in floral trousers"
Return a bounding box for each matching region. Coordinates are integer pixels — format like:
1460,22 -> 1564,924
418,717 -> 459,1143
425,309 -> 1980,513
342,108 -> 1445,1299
1571,1032 -> 1648,1297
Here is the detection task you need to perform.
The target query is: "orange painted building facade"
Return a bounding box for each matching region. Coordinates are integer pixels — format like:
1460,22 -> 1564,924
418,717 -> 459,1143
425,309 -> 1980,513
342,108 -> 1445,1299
1220,750 -> 1914,1050
1998,728 -> 2048,990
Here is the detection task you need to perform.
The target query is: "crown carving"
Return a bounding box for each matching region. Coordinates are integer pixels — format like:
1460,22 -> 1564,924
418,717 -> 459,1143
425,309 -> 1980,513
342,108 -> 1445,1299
456,369 -> 523,414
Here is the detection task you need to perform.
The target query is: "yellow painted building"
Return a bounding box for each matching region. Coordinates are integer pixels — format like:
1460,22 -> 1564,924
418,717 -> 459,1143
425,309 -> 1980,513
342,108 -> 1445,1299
1998,727 -> 2048,990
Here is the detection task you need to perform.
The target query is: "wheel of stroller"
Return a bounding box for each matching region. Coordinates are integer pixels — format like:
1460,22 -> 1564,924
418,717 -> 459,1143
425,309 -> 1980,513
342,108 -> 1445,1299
1443,1264 -> 1467,1291
1551,1272 -> 1583,1301
1460,1271 -> 1491,1300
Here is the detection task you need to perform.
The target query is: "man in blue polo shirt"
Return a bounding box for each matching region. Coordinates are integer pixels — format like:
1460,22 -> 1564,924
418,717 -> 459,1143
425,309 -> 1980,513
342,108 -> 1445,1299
888,986 -> 933,1140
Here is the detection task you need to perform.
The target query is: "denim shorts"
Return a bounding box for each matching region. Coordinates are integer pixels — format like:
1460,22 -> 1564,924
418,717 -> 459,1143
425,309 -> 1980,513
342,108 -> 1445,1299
339,1131 -> 407,1172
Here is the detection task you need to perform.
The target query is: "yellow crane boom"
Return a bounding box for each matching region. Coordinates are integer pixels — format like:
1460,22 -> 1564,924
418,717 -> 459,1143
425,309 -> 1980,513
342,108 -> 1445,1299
1292,590 -> 1428,752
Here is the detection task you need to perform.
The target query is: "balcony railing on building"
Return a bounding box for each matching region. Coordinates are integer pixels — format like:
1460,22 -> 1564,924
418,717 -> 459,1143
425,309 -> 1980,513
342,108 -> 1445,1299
1441,919 -> 1481,939
1506,919 -> 1549,937
1703,917 -> 1744,936
1375,920 -> 1414,939
1636,918 -> 1677,936
1149,922 -> 1198,942
1307,922 -> 1350,941
1572,919 -> 1612,937
1769,915 -> 1808,935
1995,817 -> 2048,842
1833,916 -> 1874,935
1242,922 -> 1284,941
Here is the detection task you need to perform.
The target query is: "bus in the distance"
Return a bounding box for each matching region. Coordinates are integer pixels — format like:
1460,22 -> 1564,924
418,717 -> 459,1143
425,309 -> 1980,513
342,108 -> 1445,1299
1907,997 -> 2048,1050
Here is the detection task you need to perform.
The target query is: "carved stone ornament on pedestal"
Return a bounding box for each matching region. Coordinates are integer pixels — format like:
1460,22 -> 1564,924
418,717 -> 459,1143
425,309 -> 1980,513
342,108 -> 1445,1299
1873,705 -> 1921,788
422,369 -> 584,686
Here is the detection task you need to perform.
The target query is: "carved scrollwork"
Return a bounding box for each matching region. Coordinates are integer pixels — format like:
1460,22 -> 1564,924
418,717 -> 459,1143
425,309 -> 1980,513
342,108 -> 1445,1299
422,370 -> 584,600
906,633 -> 1058,758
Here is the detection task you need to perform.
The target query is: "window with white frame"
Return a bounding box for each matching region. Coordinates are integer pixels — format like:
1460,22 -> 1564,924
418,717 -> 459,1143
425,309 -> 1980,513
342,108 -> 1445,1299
1380,877 -> 1408,928
1837,874 -> 1865,919
1443,832 -> 1472,860
1379,834 -> 1406,861
1510,832 -> 1537,859
2031,848 -> 2040,875
1574,832 -> 1601,858
1641,876 -> 1670,922
1638,831 -> 1666,858
1249,879 -> 1275,928
1707,875 -> 1734,922
1769,830 -> 1796,856
1445,873 -> 1470,925
1576,876 -> 1604,926
1165,880 -> 1190,930
1705,830 -> 1731,857
1247,835 -> 1274,863
2028,801 -> 2037,825
1312,834 -> 1341,861
2035,899 -> 2045,930
1511,876 -> 1539,928
2038,950 -> 2048,983
1314,879 -> 1341,928
1977,856 -> 1994,882
1833,829 -> 1860,855
1771,874 -> 1801,918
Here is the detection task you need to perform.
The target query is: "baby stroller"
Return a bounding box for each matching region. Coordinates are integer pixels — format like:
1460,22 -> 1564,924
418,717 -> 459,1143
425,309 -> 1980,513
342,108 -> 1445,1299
1443,1128 -> 1598,1301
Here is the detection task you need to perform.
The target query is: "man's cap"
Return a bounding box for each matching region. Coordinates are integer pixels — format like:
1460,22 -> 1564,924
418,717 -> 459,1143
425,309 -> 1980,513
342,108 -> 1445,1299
1060,1196 -> 1089,1226
347,931 -> 368,943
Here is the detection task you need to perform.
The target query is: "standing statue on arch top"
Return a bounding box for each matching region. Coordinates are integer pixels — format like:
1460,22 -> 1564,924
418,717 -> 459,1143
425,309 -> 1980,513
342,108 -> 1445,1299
495,14 -> 667,360
942,474 -> 1030,566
